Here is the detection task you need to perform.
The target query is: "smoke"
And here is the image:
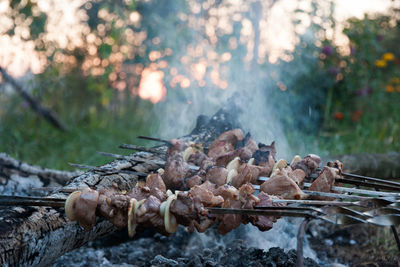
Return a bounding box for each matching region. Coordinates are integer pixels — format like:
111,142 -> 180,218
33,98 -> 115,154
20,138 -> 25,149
150,0 -> 295,160
145,0 -> 320,261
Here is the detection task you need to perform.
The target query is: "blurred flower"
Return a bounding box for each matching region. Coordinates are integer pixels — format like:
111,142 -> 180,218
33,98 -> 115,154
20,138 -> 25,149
377,34 -> 384,41
334,112 -> 344,120
390,77 -> 400,84
322,45 -> 333,56
382,53 -> 395,61
327,67 -> 339,76
396,86 -> 400,92
350,45 -> 356,55
375,59 -> 387,68
352,110 -> 362,122
356,86 -> 372,96
385,85 -> 395,92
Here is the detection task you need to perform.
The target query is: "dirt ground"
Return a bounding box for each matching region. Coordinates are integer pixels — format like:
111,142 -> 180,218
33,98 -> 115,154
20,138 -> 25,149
307,221 -> 400,266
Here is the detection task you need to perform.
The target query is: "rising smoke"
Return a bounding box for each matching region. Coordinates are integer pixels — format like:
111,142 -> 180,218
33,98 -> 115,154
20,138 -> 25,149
146,0 -> 320,261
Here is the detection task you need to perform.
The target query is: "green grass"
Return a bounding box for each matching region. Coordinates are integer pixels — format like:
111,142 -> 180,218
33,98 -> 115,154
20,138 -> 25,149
0,99 -> 157,170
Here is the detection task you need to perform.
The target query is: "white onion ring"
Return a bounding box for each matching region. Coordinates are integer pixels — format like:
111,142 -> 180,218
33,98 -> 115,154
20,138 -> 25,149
226,157 -> 240,173
272,159 -> 287,174
127,198 -> 145,237
183,147 -> 195,162
290,155 -> 302,166
164,194 -> 178,234
64,191 -> 82,221
248,158 -> 255,165
226,169 -> 238,184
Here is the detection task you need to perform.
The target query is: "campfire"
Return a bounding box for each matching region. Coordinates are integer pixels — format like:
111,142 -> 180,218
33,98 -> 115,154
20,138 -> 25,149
0,108 -> 399,266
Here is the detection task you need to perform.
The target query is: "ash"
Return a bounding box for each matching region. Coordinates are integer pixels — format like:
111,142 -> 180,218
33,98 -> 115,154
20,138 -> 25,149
53,224 -> 319,267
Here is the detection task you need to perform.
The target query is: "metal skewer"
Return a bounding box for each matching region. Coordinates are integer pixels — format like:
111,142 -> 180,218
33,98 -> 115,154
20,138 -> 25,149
0,195 -> 65,207
137,136 -> 172,145
119,144 -> 165,154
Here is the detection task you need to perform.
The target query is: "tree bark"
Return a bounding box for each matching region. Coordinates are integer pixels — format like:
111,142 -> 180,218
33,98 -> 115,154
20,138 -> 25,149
0,153 -> 81,196
0,107 -> 239,266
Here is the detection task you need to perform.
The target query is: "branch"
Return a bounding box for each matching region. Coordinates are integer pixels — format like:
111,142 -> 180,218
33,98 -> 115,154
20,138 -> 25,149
0,66 -> 67,131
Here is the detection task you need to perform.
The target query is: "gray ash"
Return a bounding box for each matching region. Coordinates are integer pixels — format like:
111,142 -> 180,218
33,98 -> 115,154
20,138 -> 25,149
53,226 -> 318,267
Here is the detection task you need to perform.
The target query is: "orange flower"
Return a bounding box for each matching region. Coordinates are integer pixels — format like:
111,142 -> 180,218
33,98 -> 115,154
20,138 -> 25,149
352,110 -> 363,122
386,85 -> 395,92
383,53 -> 395,61
334,112 -> 344,120
375,59 -> 387,68
397,86 -> 400,92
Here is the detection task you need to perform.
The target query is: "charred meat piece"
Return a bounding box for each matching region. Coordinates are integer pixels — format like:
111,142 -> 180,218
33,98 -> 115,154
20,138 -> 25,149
215,137 -> 259,166
208,142 -> 235,159
167,138 -> 189,155
98,187 -> 131,229
231,164 -> 260,188
208,129 -> 244,158
288,169 -> 306,185
209,129 -> 244,150
205,166 -> 228,186
187,150 -> 209,166
169,191 -> 216,233
250,192 -> 282,231
146,173 -> 166,193
218,195 -> 242,235
200,157 -> 216,170
189,184 -> 224,207
327,160 -> 343,175
260,171 -> 307,199
238,183 -> 259,209
163,153 -> 191,190
169,192 -> 196,227
291,154 -> 321,176
136,195 -> 165,233
217,183 -> 259,235
309,166 -> 337,194
184,175 -> 203,188
254,141 -> 276,163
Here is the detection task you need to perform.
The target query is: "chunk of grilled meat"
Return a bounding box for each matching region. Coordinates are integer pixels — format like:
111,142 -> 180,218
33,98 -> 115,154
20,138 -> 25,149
250,192 -> 283,231
163,153 -> 191,190
308,166 -> 338,200
291,154 -> 321,176
215,136 -> 259,166
260,170 -> 307,200
208,129 -> 244,158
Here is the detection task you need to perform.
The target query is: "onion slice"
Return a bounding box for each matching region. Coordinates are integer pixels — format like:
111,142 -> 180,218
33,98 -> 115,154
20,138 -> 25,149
164,194 -> 178,234
290,155 -> 302,166
227,157 -> 240,173
127,198 -> 145,237
272,159 -> 287,175
64,191 -> 82,221
226,169 -> 238,184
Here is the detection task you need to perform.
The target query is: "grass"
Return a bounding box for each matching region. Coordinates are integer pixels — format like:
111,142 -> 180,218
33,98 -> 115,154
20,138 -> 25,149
0,98 -> 157,170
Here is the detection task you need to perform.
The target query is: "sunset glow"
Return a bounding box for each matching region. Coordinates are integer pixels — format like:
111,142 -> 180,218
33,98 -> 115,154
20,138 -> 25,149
138,68 -> 166,103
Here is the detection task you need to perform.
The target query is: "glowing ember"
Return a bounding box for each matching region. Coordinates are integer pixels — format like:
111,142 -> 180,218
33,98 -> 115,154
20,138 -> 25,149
138,68 -> 166,103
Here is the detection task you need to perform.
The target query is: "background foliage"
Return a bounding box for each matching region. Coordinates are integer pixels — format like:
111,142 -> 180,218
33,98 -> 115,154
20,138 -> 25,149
0,0 -> 399,170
